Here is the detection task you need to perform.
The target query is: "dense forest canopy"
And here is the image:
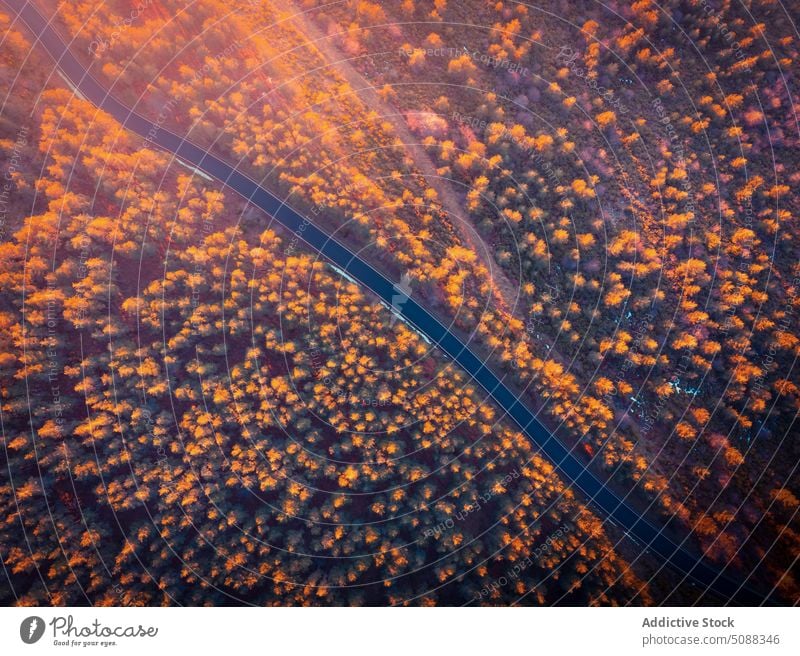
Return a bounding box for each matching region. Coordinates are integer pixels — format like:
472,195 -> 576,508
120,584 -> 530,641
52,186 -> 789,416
0,0 -> 797,605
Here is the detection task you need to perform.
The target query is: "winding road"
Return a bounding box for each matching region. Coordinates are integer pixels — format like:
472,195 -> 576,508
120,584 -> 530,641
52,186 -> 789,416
4,0 -> 768,605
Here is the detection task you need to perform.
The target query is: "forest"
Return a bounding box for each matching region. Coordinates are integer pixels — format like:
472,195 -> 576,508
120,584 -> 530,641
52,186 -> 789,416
0,0 -> 798,605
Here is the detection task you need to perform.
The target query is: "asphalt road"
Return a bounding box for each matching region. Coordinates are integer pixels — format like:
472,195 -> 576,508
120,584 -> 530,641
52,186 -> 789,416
4,0 -> 769,605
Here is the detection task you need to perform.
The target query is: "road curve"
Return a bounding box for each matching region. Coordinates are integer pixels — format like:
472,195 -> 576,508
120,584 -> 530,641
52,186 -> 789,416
4,0 -> 768,605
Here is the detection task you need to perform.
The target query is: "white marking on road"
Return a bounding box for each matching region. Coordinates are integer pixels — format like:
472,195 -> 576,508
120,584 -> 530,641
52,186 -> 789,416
330,264 -> 432,346
175,158 -> 214,181
57,70 -> 87,101
328,263 -> 358,286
